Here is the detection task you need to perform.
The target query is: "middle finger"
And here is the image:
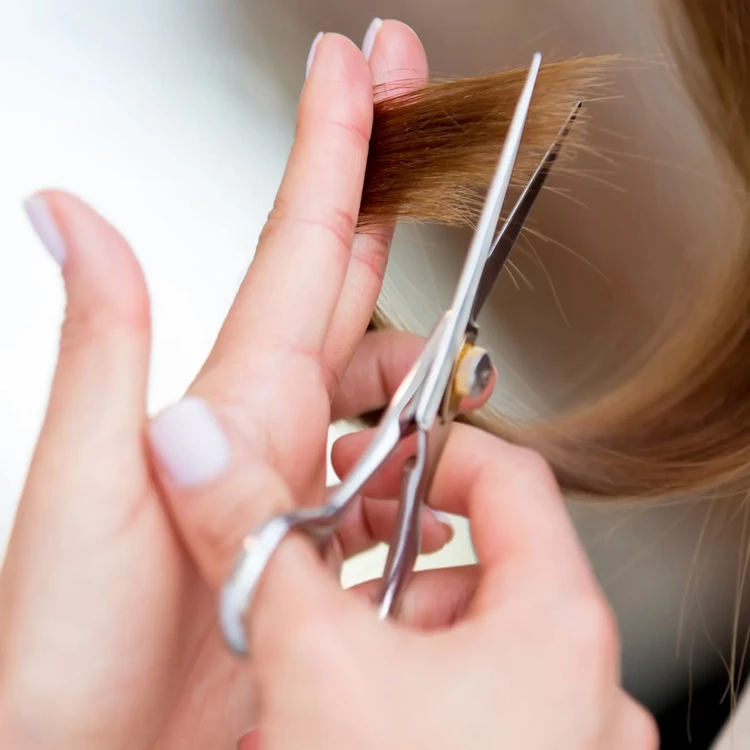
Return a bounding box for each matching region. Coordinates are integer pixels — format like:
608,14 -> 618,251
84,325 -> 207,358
322,19 -> 430,381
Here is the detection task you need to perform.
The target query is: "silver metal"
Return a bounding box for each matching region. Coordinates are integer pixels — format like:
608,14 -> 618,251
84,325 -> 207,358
414,52 -> 542,429
219,53 -> 581,657
454,347 -> 494,401
470,100 -> 582,328
220,312 -> 451,655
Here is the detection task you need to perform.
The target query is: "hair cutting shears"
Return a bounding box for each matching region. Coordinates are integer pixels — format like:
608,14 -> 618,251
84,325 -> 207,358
220,52 -> 581,656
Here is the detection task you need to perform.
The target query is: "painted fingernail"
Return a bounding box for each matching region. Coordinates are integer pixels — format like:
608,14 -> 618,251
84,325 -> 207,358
24,194 -> 67,267
430,509 -> 454,538
306,31 -> 324,78
149,397 -> 230,488
362,18 -> 383,61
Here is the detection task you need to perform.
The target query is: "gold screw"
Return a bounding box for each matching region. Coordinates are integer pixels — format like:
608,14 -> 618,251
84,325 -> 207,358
453,345 -> 493,401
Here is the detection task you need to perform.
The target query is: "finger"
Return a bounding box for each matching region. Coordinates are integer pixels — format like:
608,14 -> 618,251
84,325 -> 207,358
238,730 -> 259,750
348,566 -> 479,630
147,35 -> 374,591
146,332 -> 424,590
323,19 -> 429,379
605,693 -> 660,750
333,496 -> 454,562
333,424 -> 596,597
149,399 -> 295,589
331,328 -> 496,422
250,532 -> 376,675
206,33 -> 373,389
16,191 -> 151,538
331,329 -> 424,420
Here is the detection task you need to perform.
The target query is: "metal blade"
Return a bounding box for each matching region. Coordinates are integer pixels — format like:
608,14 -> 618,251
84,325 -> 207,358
414,53 -> 543,427
470,101 -> 582,326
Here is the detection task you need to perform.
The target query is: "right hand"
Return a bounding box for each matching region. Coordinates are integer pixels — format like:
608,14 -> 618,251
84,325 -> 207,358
235,424 -> 659,749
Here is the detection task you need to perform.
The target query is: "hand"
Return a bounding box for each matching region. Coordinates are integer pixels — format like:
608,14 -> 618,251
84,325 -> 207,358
0,23 -> 439,750
233,424 -> 660,750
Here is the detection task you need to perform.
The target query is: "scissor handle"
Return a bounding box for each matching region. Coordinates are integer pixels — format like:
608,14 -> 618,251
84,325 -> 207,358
376,428 -> 428,618
376,417 -> 454,619
219,315 -> 455,657
219,507 -> 342,656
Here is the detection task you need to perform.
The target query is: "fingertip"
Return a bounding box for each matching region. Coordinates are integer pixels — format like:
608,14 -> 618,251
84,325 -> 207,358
361,18 -> 383,62
331,329 -> 426,421
305,31 -> 373,91
27,190 -> 150,328
305,31 -> 324,78
148,397 -> 231,489
369,19 -> 430,97
424,506 -> 455,549
380,19 -> 429,65
24,191 -> 67,267
330,429 -> 366,477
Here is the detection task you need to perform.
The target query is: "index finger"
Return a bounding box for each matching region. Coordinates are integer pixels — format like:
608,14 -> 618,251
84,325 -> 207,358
208,34 -> 374,370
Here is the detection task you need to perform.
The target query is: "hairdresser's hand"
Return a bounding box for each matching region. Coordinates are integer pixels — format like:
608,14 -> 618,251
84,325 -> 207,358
0,22 -> 435,750
229,425 -> 658,750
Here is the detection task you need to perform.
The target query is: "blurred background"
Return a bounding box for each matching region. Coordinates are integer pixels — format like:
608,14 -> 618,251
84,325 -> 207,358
0,1 -> 746,747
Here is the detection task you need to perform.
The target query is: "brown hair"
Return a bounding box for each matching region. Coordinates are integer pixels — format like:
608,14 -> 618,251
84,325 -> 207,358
360,0 -> 750,500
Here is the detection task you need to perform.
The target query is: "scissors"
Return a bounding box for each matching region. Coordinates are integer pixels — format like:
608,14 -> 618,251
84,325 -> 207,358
220,52 -> 581,656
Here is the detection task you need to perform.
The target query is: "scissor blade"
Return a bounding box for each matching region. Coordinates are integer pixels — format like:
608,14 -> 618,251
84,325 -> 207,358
414,52 -> 543,426
470,101 -> 583,326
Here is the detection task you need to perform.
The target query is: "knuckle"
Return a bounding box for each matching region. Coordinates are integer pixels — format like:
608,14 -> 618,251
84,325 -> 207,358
260,200 -> 355,262
60,288 -> 149,354
60,306 -> 107,353
257,203 -> 287,247
320,115 -> 371,150
351,230 -> 390,286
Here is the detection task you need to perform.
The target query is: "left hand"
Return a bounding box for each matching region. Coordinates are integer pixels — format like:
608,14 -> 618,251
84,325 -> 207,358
0,22 -> 438,750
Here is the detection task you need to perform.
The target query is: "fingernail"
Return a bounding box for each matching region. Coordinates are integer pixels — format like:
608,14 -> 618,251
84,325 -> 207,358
24,194 -> 67,267
306,31 -> 324,78
361,18 -> 383,62
429,509 -> 454,538
149,397 -> 230,488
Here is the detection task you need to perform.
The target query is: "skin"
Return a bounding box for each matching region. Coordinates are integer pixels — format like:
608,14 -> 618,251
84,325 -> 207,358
0,21 -> 658,750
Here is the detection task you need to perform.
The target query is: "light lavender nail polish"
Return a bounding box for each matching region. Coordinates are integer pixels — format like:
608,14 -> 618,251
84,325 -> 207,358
306,31 -> 324,78
362,18 -> 383,61
432,509 -> 454,530
24,195 -> 67,266
149,397 -> 230,488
